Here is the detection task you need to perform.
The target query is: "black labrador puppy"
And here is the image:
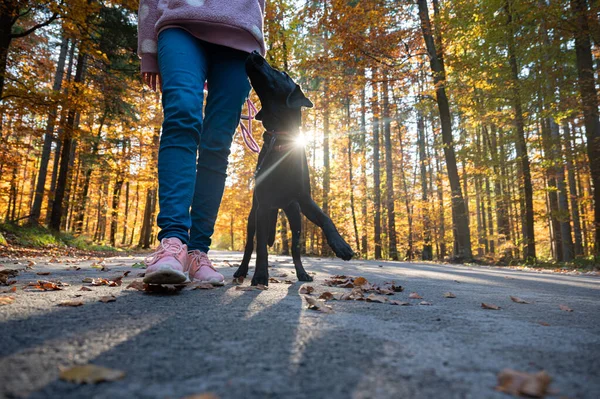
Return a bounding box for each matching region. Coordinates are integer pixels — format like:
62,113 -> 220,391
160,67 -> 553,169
234,52 -> 354,286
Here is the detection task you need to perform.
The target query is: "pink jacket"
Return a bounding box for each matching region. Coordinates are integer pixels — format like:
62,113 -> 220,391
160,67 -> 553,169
138,0 -> 266,73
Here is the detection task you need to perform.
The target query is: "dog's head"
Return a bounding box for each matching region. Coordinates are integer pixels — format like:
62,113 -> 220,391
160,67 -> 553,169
246,51 -> 313,132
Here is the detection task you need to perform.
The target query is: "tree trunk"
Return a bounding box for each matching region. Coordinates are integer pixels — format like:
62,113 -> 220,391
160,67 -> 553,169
346,99 -> 360,252
360,82 -> 369,257
417,0 -> 472,261
321,86 -> 332,257
563,122 -> 584,256
110,179 -> 123,247
571,0 -> 600,257
29,34 -> 69,225
371,71 -> 382,259
122,181 -> 130,245
49,49 -> 87,231
418,106 -> 433,260
382,77 -> 398,260
505,0 -> 536,260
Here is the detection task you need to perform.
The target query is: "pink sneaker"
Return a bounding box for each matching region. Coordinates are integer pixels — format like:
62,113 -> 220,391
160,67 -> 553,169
143,237 -> 189,284
187,250 -> 225,286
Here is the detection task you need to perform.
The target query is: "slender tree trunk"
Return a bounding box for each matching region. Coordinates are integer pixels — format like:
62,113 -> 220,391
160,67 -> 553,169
129,182 -> 140,246
418,107 -> 433,260
122,181 -> 130,245
110,179 -> 123,247
418,0 -> 472,261
571,0 -> 600,257
382,77 -> 398,260
360,82 -> 369,257
505,0 -> 536,260
49,49 -> 87,231
30,34 -> 69,225
372,71 -> 382,259
564,121 -> 584,256
346,99 -> 360,252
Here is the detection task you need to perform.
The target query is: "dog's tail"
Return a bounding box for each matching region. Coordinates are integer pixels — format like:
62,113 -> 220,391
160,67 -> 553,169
267,209 -> 278,247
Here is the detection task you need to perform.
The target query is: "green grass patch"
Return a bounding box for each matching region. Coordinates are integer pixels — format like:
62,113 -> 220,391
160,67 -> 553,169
0,223 -> 119,253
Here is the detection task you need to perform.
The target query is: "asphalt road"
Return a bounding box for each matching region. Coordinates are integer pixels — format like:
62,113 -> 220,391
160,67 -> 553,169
1,251 -> 599,399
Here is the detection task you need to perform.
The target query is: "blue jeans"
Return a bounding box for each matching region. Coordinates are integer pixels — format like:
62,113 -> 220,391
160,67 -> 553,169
156,28 -> 250,252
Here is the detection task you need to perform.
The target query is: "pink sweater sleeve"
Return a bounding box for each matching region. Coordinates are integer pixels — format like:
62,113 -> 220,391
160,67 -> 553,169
138,0 -> 160,74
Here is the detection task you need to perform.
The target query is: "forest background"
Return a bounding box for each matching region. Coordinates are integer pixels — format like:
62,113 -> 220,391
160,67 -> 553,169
0,0 -> 599,267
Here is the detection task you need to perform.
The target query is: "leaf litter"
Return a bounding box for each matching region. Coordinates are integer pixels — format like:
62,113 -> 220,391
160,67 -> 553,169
303,295 -> 334,313
510,296 -> 530,304
495,369 -> 553,398
59,364 -> 125,384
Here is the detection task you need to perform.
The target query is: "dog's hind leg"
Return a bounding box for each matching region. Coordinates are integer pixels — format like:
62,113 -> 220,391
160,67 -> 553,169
299,198 -> 354,261
284,202 -> 312,282
251,205 -> 271,286
234,197 -> 257,280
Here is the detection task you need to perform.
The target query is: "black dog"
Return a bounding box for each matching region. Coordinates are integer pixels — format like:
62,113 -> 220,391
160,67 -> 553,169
233,52 -> 354,287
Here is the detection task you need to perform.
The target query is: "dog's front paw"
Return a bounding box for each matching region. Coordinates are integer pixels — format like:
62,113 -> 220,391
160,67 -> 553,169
233,267 -> 248,279
251,273 -> 269,286
330,237 -> 354,261
297,272 -> 313,282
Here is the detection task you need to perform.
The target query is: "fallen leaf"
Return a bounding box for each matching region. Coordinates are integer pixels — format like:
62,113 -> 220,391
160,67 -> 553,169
59,300 -> 84,307
131,262 -> 146,269
123,271 -> 131,277
126,281 -> 146,291
186,282 -> 214,290
303,295 -> 334,313
538,321 -> 550,326
99,295 -> 116,303
389,300 -> 410,306
36,272 -> 51,276
444,292 -> 456,298
27,260 -> 36,267
79,286 -> 93,291
510,296 -> 530,304
283,280 -> 294,284
0,286 -> 17,293
409,292 -> 423,299
276,273 -> 288,278
318,292 -> 335,301
366,293 -> 388,303
420,301 -> 432,306
481,303 -> 501,310
59,364 -> 125,384
49,257 -> 60,263
298,285 -> 314,295
495,369 -> 552,398
0,296 -> 15,305
559,304 -> 573,312
269,277 -> 281,284
353,277 -> 368,286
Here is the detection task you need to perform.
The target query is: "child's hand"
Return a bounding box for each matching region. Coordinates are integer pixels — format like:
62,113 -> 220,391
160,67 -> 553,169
143,72 -> 161,92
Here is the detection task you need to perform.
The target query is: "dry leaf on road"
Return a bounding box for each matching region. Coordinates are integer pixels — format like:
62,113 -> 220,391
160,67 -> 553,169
36,272 -> 51,276
444,292 -> 456,298
366,294 -> 388,303
482,303 -> 501,310
186,282 -> 214,290
389,300 -> 410,306
495,368 -> 552,398
409,292 -> 423,299
420,301 -> 432,306
59,364 -> 125,384
99,295 -> 116,303
0,296 -> 15,305
268,277 -> 281,284
59,300 -> 84,307
298,285 -> 314,295
510,296 -> 530,304
303,295 -> 334,313
318,292 -> 335,301
126,281 -> 146,291
353,277 -> 368,286
559,304 -> 573,312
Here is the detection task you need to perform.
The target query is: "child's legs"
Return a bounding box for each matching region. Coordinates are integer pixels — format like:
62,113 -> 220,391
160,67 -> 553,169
188,45 -> 250,252
156,28 -> 208,244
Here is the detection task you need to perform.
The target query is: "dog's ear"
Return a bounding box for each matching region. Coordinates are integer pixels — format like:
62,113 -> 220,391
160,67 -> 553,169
286,84 -> 314,109
255,109 -> 264,121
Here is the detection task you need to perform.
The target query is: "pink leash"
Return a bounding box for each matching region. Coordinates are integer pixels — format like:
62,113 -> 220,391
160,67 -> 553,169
239,99 -> 260,153
204,82 -> 260,154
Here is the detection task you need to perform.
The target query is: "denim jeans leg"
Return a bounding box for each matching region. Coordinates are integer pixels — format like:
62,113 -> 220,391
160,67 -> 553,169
188,45 -> 251,252
156,28 -> 208,245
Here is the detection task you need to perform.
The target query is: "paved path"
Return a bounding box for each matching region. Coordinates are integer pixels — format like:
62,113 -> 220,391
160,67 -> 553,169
1,251 -> 599,399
